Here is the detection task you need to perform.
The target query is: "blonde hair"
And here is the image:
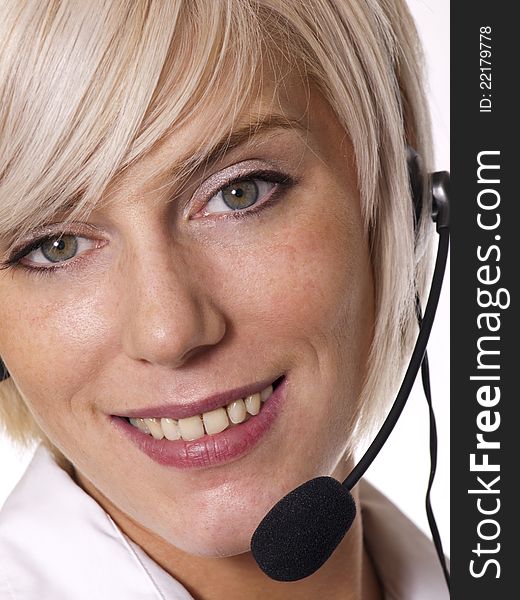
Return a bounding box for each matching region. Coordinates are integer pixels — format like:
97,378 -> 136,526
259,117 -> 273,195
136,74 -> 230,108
0,0 -> 435,454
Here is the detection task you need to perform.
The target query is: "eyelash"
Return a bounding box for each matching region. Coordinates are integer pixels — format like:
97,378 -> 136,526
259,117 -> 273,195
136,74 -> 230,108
0,169 -> 295,279
199,168 -> 294,221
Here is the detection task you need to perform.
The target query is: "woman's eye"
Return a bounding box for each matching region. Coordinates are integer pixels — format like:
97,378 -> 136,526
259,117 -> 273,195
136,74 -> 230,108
201,177 -> 277,216
20,234 -> 96,267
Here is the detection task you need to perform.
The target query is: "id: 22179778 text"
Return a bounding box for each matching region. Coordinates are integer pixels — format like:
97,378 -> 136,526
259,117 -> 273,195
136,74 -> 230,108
480,26 -> 493,113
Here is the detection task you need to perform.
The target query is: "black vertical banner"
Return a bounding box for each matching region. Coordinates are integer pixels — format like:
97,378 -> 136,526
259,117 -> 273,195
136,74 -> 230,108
451,3 -> 516,598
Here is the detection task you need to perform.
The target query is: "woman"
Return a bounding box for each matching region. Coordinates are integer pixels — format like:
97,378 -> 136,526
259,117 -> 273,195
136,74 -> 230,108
0,0 -> 447,598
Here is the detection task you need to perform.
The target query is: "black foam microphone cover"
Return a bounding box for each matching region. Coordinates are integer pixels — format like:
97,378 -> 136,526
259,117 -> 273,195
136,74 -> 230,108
250,476 -> 356,581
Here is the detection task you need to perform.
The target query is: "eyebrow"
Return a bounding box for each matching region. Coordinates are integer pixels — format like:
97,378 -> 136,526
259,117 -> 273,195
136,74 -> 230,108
158,112 -> 309,184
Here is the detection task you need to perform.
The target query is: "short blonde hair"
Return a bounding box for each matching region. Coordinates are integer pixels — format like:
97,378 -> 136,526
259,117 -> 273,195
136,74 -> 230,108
0,0 -> 435,453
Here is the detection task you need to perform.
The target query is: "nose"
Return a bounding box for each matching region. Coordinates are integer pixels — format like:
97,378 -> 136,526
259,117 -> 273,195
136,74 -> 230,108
120,245 -> 227,370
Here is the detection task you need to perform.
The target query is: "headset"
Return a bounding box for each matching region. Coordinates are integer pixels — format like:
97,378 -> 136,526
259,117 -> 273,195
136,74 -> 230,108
0,146 -> 451,590
250,146 -> 451,589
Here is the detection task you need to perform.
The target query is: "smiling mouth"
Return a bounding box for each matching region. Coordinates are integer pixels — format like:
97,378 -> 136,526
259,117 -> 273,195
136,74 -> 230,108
123,376 -> 284,442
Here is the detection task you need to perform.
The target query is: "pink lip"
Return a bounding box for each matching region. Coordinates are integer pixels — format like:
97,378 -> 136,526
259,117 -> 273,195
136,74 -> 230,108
110,376 -> 287,470
114,376 -> 282,421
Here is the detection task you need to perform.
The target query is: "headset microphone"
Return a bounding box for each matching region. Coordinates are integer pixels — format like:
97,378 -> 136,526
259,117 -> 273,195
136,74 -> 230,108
251,150 -> 450,584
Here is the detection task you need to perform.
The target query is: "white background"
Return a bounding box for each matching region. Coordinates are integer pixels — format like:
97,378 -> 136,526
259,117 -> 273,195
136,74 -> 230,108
0,0 -> 450,554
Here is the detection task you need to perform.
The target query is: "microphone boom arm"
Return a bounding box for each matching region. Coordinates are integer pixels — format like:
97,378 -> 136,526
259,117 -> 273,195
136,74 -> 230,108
344,172 -> 450,491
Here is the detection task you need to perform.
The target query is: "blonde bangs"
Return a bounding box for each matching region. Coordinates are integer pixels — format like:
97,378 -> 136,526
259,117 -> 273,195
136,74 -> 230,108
0,0 -> 274,255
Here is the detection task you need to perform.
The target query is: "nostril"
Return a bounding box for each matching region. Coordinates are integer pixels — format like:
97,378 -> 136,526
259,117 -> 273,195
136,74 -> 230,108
181,345 -> 212,363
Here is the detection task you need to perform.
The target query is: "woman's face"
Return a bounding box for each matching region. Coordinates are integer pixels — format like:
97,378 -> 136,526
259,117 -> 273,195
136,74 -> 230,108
0,71 -> 374,557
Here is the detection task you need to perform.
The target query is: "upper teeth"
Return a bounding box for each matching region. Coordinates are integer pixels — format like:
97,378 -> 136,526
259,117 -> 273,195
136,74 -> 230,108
129,384 -> 274,441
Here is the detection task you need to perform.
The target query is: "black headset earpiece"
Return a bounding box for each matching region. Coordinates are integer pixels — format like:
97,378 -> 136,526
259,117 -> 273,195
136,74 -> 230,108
407,145 -> 423,233
407,144 -> 450,235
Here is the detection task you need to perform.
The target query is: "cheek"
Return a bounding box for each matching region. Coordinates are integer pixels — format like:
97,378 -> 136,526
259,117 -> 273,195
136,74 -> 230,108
208,201 -> 372,367
0,280 -> 108,434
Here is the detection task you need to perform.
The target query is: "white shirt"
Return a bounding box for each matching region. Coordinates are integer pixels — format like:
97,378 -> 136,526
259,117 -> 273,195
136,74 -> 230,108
0,444 -> 448,599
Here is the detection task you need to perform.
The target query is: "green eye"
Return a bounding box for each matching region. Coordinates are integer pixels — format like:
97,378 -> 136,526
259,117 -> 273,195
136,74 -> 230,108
203,177 -> 280,216
196,168 -> 295,219
40,236 -> 79,263
221,180 -> 259,211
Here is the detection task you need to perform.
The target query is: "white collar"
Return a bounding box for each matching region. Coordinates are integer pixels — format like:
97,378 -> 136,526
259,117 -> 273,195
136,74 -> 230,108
0,444 -> 447,599
0,444 -> 193,599
359,479 -> 448,599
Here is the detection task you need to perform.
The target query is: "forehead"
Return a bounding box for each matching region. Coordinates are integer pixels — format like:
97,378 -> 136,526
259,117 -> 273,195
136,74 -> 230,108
103,65 -> 316,200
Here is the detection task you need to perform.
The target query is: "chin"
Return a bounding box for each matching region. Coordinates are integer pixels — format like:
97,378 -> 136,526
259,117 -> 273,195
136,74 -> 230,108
186,536 -> 251,559
160,520 -> 254,558
153,489 -> 280,558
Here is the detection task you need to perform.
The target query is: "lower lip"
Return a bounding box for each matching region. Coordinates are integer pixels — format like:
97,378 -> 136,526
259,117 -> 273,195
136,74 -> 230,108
110,376 -> 287,470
